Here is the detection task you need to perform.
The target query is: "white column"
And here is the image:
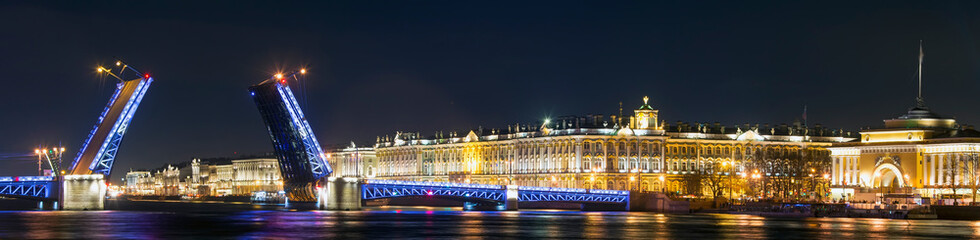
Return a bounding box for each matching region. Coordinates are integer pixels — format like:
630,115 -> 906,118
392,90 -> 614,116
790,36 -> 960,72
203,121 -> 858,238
923,155 -> 930,186
930,154 -> 936,185
939,154 -> 946,185
832,157 -> 839,184
575,140 -> 583,172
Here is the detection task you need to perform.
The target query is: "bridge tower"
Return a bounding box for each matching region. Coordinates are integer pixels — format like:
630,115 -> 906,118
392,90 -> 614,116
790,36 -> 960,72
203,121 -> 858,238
63,61 -> 153,210
249,70 -> 343,209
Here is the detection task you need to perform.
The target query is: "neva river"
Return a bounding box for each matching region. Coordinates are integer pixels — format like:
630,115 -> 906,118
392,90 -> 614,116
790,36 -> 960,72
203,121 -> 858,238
0,200 -> 977,239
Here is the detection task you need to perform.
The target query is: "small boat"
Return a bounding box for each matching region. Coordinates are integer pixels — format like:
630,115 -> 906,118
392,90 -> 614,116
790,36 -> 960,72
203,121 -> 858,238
907,206 -> 937,219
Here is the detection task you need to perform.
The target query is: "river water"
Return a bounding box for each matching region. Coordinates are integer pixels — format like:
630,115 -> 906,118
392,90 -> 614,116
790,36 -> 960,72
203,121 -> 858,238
0,199 -> 977,239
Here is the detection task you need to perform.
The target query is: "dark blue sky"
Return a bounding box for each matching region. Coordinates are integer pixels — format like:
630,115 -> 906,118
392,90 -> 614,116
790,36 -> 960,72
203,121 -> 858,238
2,1 -> 979,179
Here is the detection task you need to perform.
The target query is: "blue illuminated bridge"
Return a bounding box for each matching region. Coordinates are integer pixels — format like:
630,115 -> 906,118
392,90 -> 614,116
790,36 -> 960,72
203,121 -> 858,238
0,176 -> 55,200
360,179 -> 631,210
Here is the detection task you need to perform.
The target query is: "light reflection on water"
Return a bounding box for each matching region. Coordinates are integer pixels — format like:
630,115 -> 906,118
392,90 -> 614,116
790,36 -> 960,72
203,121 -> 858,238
0,203 -> 979,239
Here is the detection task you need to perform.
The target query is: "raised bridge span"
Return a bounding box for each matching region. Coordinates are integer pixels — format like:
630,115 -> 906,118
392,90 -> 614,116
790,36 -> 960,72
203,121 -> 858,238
0,62 -> 152,210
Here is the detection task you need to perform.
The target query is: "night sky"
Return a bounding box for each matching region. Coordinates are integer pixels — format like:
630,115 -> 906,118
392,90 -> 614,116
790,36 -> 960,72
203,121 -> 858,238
2,1 -> 980,181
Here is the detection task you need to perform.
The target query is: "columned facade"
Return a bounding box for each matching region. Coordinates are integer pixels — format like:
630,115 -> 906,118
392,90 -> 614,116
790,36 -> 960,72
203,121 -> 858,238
829,98 -> 980,203
373,97 -> 852,199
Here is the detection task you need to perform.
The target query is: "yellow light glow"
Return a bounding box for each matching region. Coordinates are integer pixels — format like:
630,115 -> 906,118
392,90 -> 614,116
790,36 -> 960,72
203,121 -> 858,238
300,69 -> 306,74
116,61 -> 121,66
659,176 -> 665,181
275,73 -> 283,79
629,176 -> 636,181
97,68 -> 103,72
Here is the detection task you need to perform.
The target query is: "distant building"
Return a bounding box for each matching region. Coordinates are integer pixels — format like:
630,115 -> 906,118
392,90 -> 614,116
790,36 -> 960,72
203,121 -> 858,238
124,156 -> 285,196
231,158 -> 281,194
124,171 -> 153,195
326,143 -> 377,179
213,164 -> 234,195
374,96 -> 854,199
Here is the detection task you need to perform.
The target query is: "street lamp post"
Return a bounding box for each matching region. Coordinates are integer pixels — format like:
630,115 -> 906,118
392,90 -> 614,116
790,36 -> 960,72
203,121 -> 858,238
659,175 -> 667,212
34,149 -> 42,176
750,169 -> 762,200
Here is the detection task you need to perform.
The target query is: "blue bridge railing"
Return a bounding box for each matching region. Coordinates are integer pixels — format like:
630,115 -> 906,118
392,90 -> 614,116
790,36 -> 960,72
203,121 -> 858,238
361,179 -> 629,204
0,176 -> 56,199
362,179 -> 507,202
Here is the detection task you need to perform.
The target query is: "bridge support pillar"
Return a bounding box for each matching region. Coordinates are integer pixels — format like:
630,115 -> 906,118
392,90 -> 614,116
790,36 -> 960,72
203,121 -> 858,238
504,185 -> 519,211
320,178 -> 361,211
62,174 -> 105,210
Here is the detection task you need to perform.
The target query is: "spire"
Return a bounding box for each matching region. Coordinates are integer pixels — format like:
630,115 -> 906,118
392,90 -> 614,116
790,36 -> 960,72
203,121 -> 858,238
917,40 -> 925,107
637,95 -> 655,110
618,101 -> 623,126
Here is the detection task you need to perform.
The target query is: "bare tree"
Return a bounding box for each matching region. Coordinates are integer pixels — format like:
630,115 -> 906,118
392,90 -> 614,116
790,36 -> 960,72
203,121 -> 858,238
963,153 -> 980,204
699,162 -> 729,207
944,157 -> 960,201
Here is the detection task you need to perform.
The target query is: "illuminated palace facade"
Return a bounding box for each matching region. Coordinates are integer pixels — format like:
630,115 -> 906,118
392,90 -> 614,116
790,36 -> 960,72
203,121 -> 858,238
374,97 -> 855,198
829,98 -> 980,202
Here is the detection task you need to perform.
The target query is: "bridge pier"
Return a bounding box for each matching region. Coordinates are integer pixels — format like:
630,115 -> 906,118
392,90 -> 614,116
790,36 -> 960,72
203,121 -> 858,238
61,174 -> 106,210
504,185 -> 518,211
319,177 -> 362,211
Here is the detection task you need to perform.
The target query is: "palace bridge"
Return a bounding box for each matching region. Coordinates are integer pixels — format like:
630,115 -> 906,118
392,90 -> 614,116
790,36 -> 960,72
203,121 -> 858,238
0,64 -> 642,211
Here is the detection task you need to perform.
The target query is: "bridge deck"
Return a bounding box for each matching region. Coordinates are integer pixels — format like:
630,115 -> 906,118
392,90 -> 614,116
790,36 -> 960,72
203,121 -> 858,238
362,179 -> 629,204
0,176 -> 56,200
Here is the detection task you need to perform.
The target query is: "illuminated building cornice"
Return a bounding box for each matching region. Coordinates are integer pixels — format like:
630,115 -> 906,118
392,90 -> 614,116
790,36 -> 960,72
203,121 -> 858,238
377,96 -> 854,148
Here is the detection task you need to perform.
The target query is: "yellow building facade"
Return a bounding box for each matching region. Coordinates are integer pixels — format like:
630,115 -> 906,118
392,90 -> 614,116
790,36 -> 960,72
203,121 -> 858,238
829,99 -> 980,202
375,97 -> 854,199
